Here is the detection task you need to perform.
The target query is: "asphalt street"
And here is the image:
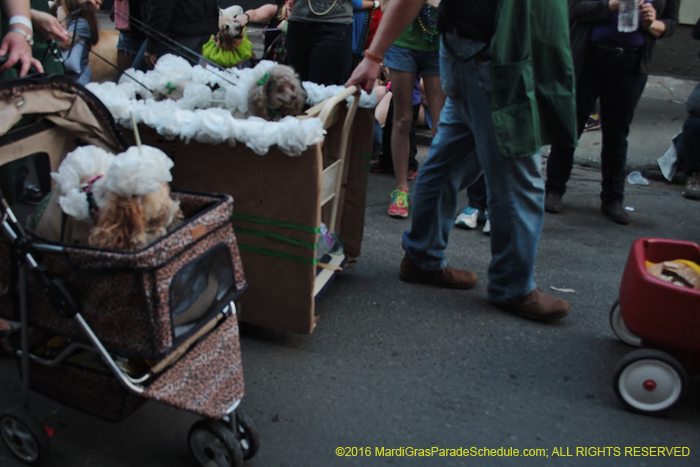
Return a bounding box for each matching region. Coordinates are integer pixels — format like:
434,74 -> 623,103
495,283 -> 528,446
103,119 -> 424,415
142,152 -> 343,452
2,75 -> 700,467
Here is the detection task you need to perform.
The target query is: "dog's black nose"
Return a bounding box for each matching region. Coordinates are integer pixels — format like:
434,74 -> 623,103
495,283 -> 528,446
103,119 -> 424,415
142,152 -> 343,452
224,24 -> 230,30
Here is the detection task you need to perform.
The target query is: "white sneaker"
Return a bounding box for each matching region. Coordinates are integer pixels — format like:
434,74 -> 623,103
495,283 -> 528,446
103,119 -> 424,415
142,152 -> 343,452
482,210 -> 490,235
455,207 -> 483,229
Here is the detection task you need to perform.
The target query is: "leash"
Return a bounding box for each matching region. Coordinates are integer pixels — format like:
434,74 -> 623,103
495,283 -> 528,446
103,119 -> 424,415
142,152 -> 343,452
111,8 -> 239,87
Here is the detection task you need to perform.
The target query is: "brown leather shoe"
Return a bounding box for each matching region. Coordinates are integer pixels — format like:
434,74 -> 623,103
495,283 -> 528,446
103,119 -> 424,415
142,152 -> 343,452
399,254 -> 477,289
544,193 -> 562,213
601,202 -> 629,225
491,287 -> 570,322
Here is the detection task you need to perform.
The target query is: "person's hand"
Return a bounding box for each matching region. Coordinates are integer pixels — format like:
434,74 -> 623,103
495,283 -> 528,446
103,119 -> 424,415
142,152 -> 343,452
31,10 -> 69,42
346,57 -> 380,93
85,0 -> 103,12
640,2 -> 657,29
144,51 -> 157,69
0,29 -> 43,76
235,13 -> 249,27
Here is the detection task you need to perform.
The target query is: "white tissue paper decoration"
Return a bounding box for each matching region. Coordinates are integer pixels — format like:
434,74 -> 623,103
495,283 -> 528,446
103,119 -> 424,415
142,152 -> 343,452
107,146 -> 174,197
87,57 -> 374,156
52,146 -> 116,220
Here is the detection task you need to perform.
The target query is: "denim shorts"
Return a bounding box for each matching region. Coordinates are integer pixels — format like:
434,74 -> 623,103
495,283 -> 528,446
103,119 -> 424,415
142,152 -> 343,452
117,30 -> 144,55
384,44 -> 440,76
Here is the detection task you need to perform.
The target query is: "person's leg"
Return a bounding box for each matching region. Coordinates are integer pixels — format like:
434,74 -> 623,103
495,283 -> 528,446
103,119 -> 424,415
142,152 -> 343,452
388,69 -> 416,195
598,52 -> 647,206
439,33 -> 549,304
546,47 -> 602,199
401,97 -> 483,270
285,21 -> 311,83
408,102 -> 419,174
422,74 -> 445,138
467,176 -> 487,211
306,23 -> 353,85
677,114 -> 700,199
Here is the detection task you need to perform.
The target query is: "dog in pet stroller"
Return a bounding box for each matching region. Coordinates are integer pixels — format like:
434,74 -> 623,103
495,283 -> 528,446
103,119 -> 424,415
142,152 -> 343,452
0,74 -> 259,466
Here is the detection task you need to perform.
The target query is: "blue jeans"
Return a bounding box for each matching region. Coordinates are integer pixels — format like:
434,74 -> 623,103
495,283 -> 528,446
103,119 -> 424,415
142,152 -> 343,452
402,33 -> 544,304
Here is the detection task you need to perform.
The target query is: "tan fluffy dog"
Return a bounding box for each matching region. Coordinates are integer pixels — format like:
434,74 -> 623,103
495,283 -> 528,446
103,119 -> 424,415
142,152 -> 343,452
89,183 -> 182,251
248,64 -> 306,121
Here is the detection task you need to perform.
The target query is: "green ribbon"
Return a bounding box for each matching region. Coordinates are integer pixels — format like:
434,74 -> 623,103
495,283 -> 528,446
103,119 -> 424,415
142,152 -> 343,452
234,227 -> 317,250
257,72 -> 271,85
231,213 -> 320,234
165,82 -> 178,95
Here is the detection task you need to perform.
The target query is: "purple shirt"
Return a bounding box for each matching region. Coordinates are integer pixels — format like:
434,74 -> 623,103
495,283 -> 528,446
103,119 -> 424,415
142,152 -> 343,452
591,0 -> 652,48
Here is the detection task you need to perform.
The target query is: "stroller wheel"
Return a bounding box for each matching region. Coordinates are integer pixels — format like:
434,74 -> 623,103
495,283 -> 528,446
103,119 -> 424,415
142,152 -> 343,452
189,419 -> 244,467
0,406 -> 50,464
613,349 -> 686,414
609,300 -> 641,347
234,408 -> 260,460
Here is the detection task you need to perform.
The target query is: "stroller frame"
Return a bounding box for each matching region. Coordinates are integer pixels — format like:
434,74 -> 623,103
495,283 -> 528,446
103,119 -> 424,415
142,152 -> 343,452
0,74 -> 259,466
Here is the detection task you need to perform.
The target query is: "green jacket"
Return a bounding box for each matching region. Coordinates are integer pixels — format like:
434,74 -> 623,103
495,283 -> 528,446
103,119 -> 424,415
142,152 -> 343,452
490,0 -> 577,158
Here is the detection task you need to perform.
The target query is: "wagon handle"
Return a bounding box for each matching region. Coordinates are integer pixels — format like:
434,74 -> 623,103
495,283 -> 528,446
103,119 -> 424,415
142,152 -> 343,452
318,85 -> 359,123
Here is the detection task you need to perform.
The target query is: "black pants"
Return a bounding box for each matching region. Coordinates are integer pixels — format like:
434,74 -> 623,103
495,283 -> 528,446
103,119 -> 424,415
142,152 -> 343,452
286,21 -> 352,86
546,44 -> 647,203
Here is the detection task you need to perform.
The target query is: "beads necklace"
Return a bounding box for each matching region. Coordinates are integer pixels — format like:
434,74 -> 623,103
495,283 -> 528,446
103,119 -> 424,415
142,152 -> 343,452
308,0 -> 339,16
417,5 -> 439,43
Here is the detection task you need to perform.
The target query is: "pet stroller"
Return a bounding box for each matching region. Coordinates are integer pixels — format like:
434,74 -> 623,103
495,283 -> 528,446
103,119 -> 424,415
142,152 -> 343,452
609,237 -> 700,414
0,74 -> 259,466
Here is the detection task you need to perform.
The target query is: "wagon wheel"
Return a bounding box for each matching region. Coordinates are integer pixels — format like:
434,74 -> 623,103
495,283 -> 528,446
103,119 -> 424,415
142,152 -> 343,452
234,408 -> 260,460
609,299 -> 642,347
0,406 -> 50,464
613,349 -> 687,414
188,419 -> 243,467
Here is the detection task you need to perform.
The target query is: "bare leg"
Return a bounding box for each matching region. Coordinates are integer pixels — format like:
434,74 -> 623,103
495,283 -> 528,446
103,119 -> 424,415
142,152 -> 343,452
389,69 -> 417,192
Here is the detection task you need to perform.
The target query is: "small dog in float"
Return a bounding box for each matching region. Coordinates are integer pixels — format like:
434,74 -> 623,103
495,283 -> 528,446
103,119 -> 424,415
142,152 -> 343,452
248,64 -> 307,121
202,5 -> 254,69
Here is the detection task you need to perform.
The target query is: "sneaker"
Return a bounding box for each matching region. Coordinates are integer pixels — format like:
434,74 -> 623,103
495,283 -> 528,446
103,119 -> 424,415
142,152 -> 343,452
584,113 -> 601,132
683,174 -> 700,200
388,189 -> 409,218
454,206 -> 485,229
482,219 -> 490,235
17,180 -> 44,205
490,287 -> 570,323
399,254 -> 477,289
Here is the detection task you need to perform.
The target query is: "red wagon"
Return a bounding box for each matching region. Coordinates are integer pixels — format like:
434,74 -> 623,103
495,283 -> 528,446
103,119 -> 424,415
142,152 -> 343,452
610,237 -> 700,414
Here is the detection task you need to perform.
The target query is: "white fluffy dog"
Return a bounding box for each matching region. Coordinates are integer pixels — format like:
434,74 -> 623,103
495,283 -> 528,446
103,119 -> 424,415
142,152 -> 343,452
52,145 -> 183,251
218,5 -> 245,42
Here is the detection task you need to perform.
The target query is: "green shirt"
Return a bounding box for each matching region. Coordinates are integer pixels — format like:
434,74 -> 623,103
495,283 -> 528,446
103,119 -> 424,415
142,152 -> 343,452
394,6 -> 439,52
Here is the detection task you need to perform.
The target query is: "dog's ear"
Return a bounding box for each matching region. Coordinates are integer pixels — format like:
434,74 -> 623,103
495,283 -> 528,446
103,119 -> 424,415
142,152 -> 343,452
89,196 -> 148,251
248,80 -> 268,119
293,82 -> 307,115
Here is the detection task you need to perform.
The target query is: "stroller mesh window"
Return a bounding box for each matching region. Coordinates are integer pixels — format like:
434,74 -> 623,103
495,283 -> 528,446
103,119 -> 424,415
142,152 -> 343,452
170,245 -> 235,337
